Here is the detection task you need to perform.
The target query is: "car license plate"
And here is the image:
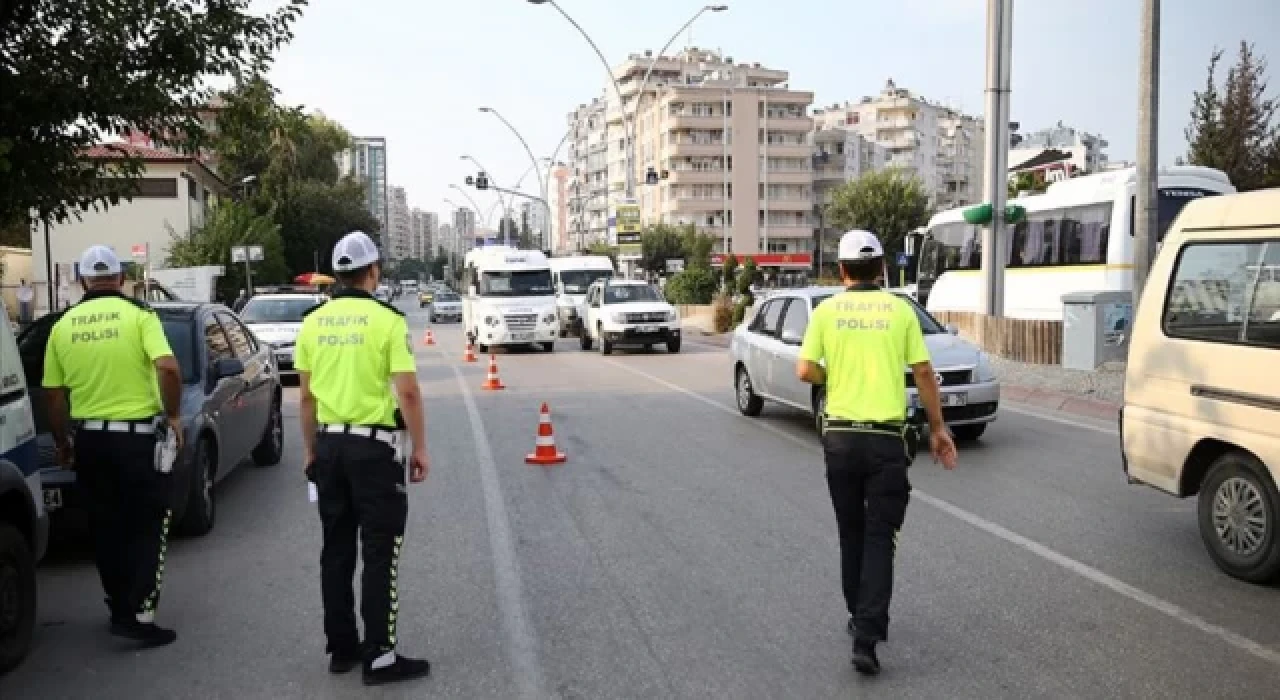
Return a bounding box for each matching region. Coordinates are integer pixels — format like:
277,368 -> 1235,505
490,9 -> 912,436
912,392 -> 968,408
511,332 -> 533,342
44,488 -> 62,510
275,353 -> 290,364
637,325 -> 658,333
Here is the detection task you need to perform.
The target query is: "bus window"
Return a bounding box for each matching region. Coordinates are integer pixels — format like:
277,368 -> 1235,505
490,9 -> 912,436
1129,188 -> 1223,242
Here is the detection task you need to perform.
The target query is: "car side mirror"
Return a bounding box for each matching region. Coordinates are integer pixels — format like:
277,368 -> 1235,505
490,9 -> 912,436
212,357 -> 245,380
780,329 -> 803,345
945,323 -> 959,336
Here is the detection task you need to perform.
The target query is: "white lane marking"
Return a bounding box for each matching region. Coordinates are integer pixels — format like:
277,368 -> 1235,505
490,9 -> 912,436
450,361 -> 549,699
1002,404 -> 1119,436
606,359 -> 1280,669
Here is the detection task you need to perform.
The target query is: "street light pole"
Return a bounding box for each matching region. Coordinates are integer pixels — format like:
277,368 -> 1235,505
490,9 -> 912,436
1134,0 -> 1161,315
979,0 -> 1014,318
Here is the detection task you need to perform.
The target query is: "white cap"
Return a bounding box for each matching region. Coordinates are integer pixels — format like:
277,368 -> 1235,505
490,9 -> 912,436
331,231 -> 380,271
78,245 -> 122,277
837,229 -> 885,261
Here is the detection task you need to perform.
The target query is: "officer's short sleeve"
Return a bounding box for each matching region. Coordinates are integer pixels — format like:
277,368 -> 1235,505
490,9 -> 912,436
388,315 -> 415,374
294,320 -> 313,372
139,310 -> 174,361
902,303 -> 931,366
798,304 -> 826,363
42,326 -> 66,388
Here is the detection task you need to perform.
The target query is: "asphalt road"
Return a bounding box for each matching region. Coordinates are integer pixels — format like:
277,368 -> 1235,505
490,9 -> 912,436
4,300 -> 1278,699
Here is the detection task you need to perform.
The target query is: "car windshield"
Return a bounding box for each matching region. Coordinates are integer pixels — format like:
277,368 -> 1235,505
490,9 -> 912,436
812,293 -> 946,334
480,269 -> 554,297
560,269 -> 612,294
435,292 -> 460,302
160,319 -> 199,384
240,297 -> 319,323
605,284 -> 663,304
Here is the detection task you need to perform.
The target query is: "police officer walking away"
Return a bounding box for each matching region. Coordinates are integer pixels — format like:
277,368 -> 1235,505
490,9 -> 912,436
295,231 -> 431,686
43,245 -> 184,647
796,229 -> 958,675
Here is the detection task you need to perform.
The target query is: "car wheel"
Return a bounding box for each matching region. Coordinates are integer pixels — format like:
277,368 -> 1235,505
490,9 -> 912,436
951,423 -> 987,442
1198,452 -> 1280,583
599,325 -> 612,355
812,388 -> 827,434
667,337 -> 681,353
735,366 -> 763,417
179,438 -> 216,537
0,524 -> 36,674
252,395 -> 284,466
542,341 -> 555,353
579,325 -> 593,351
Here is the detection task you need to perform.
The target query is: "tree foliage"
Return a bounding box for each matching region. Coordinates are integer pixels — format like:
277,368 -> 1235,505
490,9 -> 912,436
721,254 -> 739,292
1184,42 -> 1280,192
1008,171 -> 1050,199
0,0 -> 306,224
663,267 -> 719,305
639,224 -> 687,276
824,169 -> 931,258
168,199 -> 286,300
585,241 -> 618,266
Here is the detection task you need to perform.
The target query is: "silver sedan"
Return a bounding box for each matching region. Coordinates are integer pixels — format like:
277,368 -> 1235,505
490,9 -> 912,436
728,287 -> 1000,441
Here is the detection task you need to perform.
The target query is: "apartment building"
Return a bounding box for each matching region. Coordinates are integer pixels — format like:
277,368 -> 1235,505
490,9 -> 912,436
337,136 -> 389,230
386,186 -> 412,261
410,209 -> 437,260
1009,121 -> 1109,176
520,200 -> 550,250
453,208 -> 476,252
811,129 -> 888,263
600,48 -> 816,265
547,164 -> 572,254
437,222 -> 455,257
565,97 -> 609,248
813,79 -> 984,211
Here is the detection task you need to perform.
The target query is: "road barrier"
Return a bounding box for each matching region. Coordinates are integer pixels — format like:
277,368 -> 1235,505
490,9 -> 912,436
525,402 -> 566,465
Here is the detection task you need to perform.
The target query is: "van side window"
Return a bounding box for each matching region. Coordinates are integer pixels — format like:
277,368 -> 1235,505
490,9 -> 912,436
1163,240 -> 1280,347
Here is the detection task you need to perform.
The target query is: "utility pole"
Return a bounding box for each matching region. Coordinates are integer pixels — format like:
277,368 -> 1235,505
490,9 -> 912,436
980,0 -> 1014,318
1133,0 -> 1161,314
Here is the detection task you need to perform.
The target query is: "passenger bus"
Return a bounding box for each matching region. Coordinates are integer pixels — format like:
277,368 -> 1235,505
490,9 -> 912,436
915,165 -> 1235,320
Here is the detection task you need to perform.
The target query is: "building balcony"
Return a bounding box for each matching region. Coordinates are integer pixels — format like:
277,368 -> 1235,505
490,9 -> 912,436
761,225 -> 814,239
665,168 -> 729,184
763,196 -> 814,211
668,141 -> 730,157
765,115 -> 814,132
812,166 -> 849,182
663,197 -> 729,212
667,114 -> 726,130
763,142 -> 812,158
763,169 -> 813,185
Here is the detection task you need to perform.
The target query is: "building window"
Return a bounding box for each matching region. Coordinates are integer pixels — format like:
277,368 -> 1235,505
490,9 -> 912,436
106,177 -> 178,198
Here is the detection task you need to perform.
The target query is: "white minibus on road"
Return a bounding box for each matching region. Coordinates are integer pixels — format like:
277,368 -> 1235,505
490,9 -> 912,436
461,246 -> 559,352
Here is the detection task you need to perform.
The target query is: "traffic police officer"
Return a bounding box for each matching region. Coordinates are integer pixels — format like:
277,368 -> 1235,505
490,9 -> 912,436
295,231 -> 431,686
43,245 -> 184,648
796,229 -> 958,675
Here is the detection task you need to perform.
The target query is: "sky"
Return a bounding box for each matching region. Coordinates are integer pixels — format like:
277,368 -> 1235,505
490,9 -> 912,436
267,0 -> 1280,219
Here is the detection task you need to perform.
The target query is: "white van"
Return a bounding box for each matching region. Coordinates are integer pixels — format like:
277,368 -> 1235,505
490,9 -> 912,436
549,255 -> 615,337
0,299 -> 47,671
1121,187 -> 1280,583
461,246 -> 559,352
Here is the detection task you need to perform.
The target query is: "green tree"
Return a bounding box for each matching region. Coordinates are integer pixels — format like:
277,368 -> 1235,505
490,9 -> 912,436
639,223 -> 687,276
0,0 -> 305,225
1184,42 -> 1280,191
585,241 -> 619,266
1008,171 -> 1049,198
273,179 -> 380,275
664,267 -> 719,305
721,253 -> 739,292
168,199 -> 287,300
680,228 -> 714,269
824,169 -> 931,258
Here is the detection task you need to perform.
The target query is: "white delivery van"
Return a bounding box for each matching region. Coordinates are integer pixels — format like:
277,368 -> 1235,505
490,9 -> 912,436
549,255 -> 616,337
1121,187 -> 1280,584
462,246 -> 559,352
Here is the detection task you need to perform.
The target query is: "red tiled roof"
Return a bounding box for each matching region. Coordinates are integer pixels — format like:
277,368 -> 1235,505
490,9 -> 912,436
82,143 -> 195,162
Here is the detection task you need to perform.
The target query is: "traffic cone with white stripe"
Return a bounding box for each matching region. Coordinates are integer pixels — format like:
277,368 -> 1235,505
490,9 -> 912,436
422,328 -> 436,347
463,342 -> 477,363
480,354 -> 505,390
525,402 -> 566,465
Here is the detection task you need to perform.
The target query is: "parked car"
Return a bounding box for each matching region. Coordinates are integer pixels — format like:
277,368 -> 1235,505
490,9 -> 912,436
238,292 -> 326,383
729,287 -> 1000,439
578,279 -> 682,354
17,302 -> 284,537
1121,187 -> 1280,583
0,299 -> 47,673
418,287 -> 436,308
428,291 -> 462,323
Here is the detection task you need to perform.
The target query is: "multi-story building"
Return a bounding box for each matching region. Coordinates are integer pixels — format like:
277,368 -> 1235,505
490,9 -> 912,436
409,209 -> 437,260
547,164 -> 572,254
1009,121 -> 1109,177
587,48 -> 815,270
565,97 -> 609,248
337,136 -> 389,231
453,208 -> 476,252
520,200 -> 550,250
386,186 -> 411,261
811,129 -> 888,265
813,79 -> 985,211
437,222 -> 454,257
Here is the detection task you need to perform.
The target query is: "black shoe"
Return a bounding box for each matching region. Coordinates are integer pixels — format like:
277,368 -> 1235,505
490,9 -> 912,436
852,639 -> 880,676
329,651 -> 361,674
363,654 -> 431,686
110,620 -> 177,648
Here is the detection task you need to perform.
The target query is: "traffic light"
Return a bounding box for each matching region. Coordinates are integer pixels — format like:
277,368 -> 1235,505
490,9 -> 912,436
644,167 -> 659,185
962,202 -> 1026,225
475,171 -> 490,190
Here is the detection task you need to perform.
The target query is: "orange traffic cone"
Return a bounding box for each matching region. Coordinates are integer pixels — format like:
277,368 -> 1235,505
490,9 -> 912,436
480,354 -> 505,390
525,402 -> 566,465
463,342 -> 477,363
422,329 -> 436,347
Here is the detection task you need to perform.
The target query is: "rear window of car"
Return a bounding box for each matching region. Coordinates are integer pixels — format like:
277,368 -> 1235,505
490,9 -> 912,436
161,320 -> 199,384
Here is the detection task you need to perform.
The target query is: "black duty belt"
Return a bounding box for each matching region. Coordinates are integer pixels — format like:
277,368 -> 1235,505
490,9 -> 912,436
823,418 -> 905,435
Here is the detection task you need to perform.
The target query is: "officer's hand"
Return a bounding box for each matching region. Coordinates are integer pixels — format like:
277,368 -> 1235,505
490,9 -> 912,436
56,442 -> 74,469
930,430 -> 958,470
168,416 -> 185,452
409,449 -> 429,483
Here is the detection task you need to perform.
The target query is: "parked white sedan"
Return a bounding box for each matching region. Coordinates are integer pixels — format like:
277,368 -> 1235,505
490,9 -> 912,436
729,287 -> 1000,440
239,292 -> 326,381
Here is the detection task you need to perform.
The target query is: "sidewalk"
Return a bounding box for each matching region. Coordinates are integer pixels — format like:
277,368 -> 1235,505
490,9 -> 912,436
686,328 -> 1120,423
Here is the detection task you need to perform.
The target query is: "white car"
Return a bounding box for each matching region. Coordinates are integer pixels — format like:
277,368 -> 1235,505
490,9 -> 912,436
578,279 -> 681,354
729,287 -> 1000,440
239,293 -> 327,380
428,291 -> 462,323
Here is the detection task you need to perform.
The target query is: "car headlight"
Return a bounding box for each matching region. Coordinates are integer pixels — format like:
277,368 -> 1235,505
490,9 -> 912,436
542,313 -> 557,324
610,312 -> 627,324
665,310 -> 678,322
974,352 -> 997,382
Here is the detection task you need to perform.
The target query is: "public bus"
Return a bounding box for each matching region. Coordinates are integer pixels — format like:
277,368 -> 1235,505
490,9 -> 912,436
914,165 -> 1235,320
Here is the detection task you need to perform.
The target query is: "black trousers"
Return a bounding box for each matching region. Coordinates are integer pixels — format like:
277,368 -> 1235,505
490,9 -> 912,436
312,434 -> 408,659
822,429 -> 911,643
75,428 -> 172,622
